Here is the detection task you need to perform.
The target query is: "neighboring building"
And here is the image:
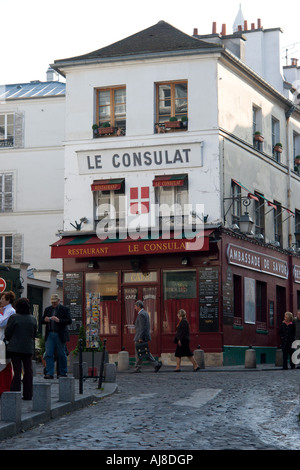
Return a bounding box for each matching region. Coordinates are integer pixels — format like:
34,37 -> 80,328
0,72 -> 65,329
50,19 -> 300,365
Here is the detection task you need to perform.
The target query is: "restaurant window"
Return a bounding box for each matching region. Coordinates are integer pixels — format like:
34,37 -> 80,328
0,235 -> 13,264
0,173 -> 13,212
95,86 -> 126,136
154,175 -> 188,229
162,270 -> 197,334
254,192 -> 265,239
93,179 -> 126,231
233,275 -> 242,325
256,280 -> 267,328
85,272 -> 118,343
156,81 -> 188,132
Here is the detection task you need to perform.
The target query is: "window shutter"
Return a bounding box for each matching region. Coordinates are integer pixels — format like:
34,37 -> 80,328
14,112 -> 24,148
12,233 -> 23,264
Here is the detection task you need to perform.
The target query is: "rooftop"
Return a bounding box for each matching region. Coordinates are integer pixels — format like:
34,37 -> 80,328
0,81 -> 65,100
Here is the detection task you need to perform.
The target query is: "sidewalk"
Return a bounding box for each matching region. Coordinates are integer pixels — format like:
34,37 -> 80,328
0,363 -> 118,441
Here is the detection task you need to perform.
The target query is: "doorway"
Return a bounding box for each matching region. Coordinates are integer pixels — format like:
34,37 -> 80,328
122,284 -> 159,356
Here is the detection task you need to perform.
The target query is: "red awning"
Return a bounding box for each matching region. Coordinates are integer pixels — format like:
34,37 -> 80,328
50,229 -> 214,259
152,174 -> 187,187
91,178 -> 124,191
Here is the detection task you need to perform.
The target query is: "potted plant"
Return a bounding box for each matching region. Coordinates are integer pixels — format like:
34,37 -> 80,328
181,116 -> 188,128
69,326 -> 107,376
254,131 -> 264,142
295,155 -> 300,165
98,122 -> 115,135
164,116 -> 182,129
92,124 -> 99,136
274,142 -> 283,153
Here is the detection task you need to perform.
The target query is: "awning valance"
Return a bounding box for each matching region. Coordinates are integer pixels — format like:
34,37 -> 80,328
91,178 -> 124,191
152,174 -> 187,187
51,229 -> 214,259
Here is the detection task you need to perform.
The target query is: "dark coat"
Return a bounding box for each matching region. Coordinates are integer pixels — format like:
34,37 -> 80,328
5,313 -> 37,355
42,304 -> 72,343
174,319 -> 193,358
279,321 -> 295,351
134,309 -> 151,342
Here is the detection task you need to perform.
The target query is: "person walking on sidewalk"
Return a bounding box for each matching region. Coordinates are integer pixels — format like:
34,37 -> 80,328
5,297 -> 37,400
42,294 -> 72,379
0,291 -> 16,395
174,309 -> 200,372
133,300 -> 162,373
279,311 -> 296,370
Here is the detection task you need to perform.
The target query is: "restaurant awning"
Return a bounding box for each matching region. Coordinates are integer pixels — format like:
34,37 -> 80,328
152,174 -> 187,187
50,229 -> 215,259
91,178 -> 125,191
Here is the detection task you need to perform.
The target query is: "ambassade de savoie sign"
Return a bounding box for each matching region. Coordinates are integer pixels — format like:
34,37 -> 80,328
227,244 -> 288,279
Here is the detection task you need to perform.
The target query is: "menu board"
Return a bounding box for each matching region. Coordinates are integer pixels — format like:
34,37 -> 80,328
63,272 -> 83,334
223,267 -> 234,325
199,267 -> 219,332
85,293 -> 101,348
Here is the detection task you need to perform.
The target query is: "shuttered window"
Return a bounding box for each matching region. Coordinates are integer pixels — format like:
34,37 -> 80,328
0,235 -> 13,263
0,173 -> 13,212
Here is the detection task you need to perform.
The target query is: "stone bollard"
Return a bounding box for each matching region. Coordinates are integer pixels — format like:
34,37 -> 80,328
1,392 -> 22,431
275,348 -> 283,367
117,350 -> 129,371
73,361 -> 88,379
59,377 -> 75,403
194,346 -> 205,369
32,382 -> 51,412
245,345 -> 256,368
104,363 -> 116,382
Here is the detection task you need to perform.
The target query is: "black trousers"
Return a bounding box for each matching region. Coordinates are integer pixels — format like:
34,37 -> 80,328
10,352 -> 33,400
282,348 -> 295,369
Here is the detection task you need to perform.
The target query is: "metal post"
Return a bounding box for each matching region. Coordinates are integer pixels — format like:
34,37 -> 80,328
79,338 -> 83,394
98,339 -> 107,389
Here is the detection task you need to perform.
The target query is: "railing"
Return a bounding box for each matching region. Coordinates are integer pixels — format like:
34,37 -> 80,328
0,139 -> 14,148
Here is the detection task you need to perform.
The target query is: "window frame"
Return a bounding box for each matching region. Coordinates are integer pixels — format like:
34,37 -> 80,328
0,172 -> 13,212
0,235 -> 13,264
156,80 -> 188,124
94,186 -> 126,230
0,113 -> 14,147
95,86 -> 126,133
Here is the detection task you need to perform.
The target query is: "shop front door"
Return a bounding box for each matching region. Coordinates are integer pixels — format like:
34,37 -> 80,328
122,285 -> 159,356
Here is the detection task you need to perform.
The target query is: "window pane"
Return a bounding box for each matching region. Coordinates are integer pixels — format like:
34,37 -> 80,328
175,83 -> 187,116
158,85 -> 171,119
4,236 -> 12,263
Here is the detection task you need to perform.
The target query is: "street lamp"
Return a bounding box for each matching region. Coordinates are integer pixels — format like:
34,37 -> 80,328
239,199 -> 254,235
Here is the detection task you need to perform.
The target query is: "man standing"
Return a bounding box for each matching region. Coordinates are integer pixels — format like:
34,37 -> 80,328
42,294 -> 72,379
134,300 -> 162,373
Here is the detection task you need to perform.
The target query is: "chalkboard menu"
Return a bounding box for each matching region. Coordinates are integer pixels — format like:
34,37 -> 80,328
199,267 -> 219,332
63,272 -> 83,334
223,267 -> 234,325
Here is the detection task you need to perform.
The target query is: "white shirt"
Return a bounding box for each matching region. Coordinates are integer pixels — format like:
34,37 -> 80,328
0,304 -> 16,340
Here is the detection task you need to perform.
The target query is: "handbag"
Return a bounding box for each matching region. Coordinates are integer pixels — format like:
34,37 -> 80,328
136,341 -> 150,358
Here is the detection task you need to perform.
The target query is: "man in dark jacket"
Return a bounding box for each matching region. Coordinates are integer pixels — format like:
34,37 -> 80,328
42,294 -> 72,379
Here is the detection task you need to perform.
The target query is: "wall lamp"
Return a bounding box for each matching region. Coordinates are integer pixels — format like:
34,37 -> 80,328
87,260 -> 97,269
181,257 -> 189,265
239,199 -> 254,235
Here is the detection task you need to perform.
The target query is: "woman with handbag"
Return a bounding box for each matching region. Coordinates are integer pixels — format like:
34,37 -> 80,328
0,291 -> 16,395
174,309 -> 200,372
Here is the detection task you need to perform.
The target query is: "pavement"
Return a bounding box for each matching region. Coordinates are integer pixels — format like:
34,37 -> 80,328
0,361 -> 285,442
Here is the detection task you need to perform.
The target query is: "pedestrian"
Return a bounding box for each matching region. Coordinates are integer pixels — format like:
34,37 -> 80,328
174,309 -> 200,372
133,300 -> 162,373
4,297 -> 37,400
0,291 -> 16,395
293,310 -> 300,368
42,294 -> 72,379
279,311 -> 296,370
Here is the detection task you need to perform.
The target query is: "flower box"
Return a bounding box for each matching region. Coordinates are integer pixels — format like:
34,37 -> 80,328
164,120 -> 182,129
98,126 -> 115,135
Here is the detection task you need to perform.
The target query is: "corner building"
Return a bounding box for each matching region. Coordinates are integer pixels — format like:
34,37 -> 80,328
51,20 -> 300,366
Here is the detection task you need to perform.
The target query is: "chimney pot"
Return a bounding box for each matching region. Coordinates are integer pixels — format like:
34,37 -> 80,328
193,28 -> 198,35
238,25 -> 242,31
244,20 -> 248,30
251,23 -> 255,30
221,23 -> 226,35
257,18 -> 262,28
212,22 -> 217,34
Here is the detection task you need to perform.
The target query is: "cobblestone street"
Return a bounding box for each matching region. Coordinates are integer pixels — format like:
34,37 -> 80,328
0,367 -> 299,451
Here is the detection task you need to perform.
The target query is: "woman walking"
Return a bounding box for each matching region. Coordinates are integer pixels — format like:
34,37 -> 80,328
174,309 -> 199,372
5,297 -> 37,400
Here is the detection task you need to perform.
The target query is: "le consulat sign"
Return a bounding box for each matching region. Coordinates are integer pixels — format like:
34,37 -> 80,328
227,244 -> 289,279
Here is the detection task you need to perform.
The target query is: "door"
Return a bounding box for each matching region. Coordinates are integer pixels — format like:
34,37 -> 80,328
27,285 -> 43,335
122,285 -> 158,356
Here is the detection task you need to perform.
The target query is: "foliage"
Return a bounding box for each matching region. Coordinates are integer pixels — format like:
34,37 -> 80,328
101,121 -> 111,128
71,325 -> 103,356
169,116 -> 178,122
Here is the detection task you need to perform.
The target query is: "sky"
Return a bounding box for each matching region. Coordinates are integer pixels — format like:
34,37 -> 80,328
1,0 -> 300,85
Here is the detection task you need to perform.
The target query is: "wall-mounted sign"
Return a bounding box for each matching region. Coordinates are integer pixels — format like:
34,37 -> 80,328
227,244 -> 288,279
0,278 -> 6,293
77,142 -> 203,174
293,265 -> 300,283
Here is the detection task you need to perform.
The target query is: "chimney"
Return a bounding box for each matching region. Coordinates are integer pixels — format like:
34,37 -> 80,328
238,25 -> 242,31
212,22 -> 217,34
257,18 -> 262,29
291,58 -> 299,67
221,24 -> 226,36
244,20 -> 248,30
193,28 -> 198,35
251,23 -> 255,30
